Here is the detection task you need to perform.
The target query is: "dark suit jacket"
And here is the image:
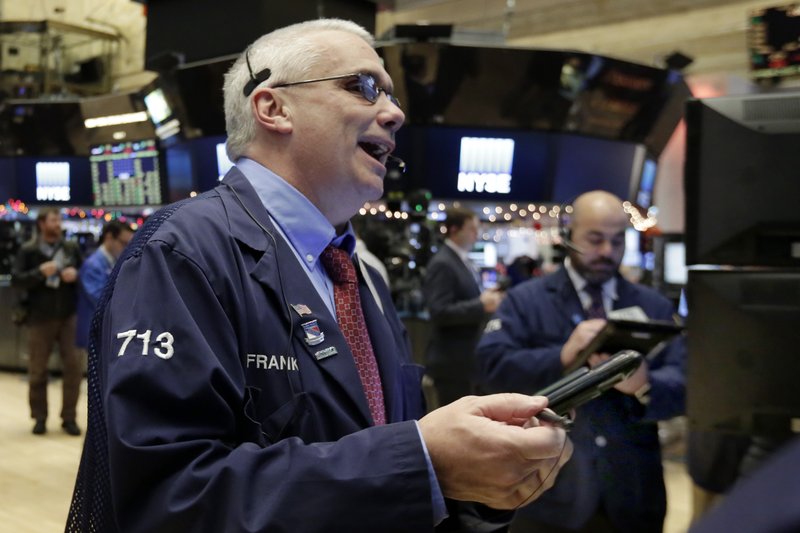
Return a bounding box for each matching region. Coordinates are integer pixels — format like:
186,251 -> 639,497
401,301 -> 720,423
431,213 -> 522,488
12,238 -> 82,322
477,267 -> 687,532
423,244 -> 486,382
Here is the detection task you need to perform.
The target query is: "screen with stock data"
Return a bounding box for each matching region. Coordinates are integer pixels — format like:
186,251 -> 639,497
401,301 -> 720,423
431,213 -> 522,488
89,140 -> 163,206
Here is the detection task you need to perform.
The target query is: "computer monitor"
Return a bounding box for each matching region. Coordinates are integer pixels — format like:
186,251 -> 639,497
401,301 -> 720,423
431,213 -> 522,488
622,227 -> 643,268
653,233 -> 687,300
89,139 -> 164,206
684,92 -> 800,267
635,156 -> 657,209
143,87 -> 173,126
392,125 -> 550,202
663,242 -> 688,286
35,161 -> 71,202
12,156 -> 92,205
687,270 -> 800,435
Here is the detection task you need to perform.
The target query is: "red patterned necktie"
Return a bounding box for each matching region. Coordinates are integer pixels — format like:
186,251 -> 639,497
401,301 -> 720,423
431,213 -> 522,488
585,283 -> 606,319
320,245 -> 386,425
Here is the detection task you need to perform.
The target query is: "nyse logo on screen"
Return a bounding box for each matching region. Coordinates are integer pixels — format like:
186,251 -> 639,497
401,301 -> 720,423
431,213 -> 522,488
35,162 -> 71,202
457,137 -> 515,195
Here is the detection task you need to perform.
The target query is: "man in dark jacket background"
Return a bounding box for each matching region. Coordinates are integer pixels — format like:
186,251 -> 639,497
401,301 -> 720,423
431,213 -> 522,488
477,191 -> 686,532
12,207 -> 83,436
423,206 -> 504,407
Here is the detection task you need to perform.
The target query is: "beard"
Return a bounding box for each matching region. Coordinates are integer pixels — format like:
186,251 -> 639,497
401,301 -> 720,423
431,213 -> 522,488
571,254 -> 619,285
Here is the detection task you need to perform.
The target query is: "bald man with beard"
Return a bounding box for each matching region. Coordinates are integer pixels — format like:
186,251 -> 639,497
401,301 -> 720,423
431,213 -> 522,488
477,191 -> 687,533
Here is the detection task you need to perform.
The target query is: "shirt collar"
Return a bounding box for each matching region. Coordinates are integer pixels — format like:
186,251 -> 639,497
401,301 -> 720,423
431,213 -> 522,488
99,244 -> 116,267
236,157 -> 355,259
444,238 -> 469,262
564,257 -> 618,300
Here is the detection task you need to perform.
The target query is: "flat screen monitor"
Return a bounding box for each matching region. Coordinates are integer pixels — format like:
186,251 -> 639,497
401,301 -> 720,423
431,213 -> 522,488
687,270 -> 800,435
468,241 -> 498,268
480,267 -> 500,290
35,161 -> 71,202
89,139 -> 164,206
622,227 -> 642,268
653,233 -> 687,299
12,156 -> 92,205
684,93 -> 800,267
392,125 -> 550,202
664,242 -> 688,285
143,87 -> 172,125
636,157 -> 657,209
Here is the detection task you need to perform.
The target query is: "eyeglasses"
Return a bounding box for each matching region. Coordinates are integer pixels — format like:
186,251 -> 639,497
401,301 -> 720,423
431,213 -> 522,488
242,49 -> 400,108
273,73 -> 401,109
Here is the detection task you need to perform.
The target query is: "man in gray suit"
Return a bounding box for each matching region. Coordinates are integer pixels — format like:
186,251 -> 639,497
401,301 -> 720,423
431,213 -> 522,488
423,206 -> 505,407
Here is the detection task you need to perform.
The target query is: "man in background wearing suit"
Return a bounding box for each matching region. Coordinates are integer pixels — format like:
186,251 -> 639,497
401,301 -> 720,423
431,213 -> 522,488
477,190 -> 686,532
424,206 -> 505,407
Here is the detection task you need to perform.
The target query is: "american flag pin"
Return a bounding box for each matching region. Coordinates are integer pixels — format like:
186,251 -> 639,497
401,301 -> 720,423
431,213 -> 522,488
291,303 -> 313,316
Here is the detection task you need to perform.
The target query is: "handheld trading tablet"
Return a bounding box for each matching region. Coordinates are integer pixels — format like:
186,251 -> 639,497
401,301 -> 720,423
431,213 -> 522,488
566,319 -> 684,374
538,350 -> 644,416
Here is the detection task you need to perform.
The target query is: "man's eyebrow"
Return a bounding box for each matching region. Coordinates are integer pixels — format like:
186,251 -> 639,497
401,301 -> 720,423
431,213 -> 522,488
585,229 -> 626,238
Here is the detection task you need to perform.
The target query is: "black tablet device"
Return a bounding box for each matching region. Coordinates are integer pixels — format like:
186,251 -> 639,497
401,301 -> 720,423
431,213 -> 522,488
566,319 -> 684,373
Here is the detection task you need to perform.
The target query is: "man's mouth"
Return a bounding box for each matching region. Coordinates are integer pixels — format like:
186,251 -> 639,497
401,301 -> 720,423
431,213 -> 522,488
358,140 -> 391,164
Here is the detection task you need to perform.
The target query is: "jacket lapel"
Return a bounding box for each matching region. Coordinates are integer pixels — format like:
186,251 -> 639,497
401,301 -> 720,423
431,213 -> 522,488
611,274 -> 637,312
545,268 -> 587,326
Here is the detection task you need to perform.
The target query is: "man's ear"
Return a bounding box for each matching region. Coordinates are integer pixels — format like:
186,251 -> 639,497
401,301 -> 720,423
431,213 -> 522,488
252,88 -> 292,134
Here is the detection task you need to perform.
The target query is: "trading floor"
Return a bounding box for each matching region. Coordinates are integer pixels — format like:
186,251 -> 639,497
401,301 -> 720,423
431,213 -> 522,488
0,371 -> 694,533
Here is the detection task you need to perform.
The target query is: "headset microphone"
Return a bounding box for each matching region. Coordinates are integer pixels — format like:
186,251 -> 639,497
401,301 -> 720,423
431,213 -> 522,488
386,155 -> 407,173
556,208 -> 587,255
561,235 -> 587,255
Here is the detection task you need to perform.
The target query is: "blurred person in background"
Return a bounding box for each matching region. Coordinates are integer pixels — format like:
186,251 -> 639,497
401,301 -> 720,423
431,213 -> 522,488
477,191 -> 686,532
423,206 -> 505,407
12,207 -> 83,436
75,219 -> 135,353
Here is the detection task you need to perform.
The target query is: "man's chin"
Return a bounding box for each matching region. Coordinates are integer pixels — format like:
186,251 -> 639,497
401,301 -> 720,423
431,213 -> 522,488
585,270 -> 615,284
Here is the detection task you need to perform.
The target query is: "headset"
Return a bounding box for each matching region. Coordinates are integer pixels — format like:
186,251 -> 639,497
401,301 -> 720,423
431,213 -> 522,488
556,198 -> 586,255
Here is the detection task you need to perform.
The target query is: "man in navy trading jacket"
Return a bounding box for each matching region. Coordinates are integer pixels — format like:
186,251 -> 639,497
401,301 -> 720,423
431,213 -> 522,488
477,191 -> 686,533
66,19 -> 572,533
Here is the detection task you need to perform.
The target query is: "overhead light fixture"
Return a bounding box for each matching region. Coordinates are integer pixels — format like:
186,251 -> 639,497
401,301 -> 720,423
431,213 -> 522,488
84,111 -> 148,128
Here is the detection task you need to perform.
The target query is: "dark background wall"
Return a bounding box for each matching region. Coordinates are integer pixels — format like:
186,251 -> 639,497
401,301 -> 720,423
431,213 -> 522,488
144,0 -> 377,68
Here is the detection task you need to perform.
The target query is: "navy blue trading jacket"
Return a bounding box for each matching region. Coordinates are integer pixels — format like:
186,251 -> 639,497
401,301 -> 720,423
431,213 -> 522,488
67,169 -> 433,533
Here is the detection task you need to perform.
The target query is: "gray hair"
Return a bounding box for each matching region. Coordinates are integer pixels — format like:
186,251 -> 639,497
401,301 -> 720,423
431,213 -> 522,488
223,18 -> 374,161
